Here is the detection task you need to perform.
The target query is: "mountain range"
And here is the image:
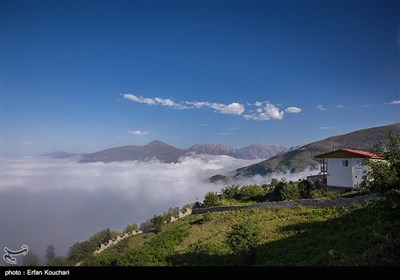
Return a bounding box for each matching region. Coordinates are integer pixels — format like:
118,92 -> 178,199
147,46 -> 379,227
73,141 -> 287,163
234,122 -> 400,177
44,123 -> 399,173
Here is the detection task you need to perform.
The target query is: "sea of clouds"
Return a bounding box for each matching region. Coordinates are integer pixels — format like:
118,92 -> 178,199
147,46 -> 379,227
0,155 -> 315,262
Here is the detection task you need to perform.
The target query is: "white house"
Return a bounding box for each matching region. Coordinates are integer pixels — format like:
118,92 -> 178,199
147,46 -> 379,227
313,149 -> 382,188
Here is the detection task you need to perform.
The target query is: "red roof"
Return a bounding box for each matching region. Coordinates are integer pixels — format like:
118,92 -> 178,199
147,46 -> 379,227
315,148 -> 382,159
341,149 -> 382,159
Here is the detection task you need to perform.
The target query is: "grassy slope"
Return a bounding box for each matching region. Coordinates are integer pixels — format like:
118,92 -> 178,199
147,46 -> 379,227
236,122 -> 400,176
84,202 -> 400,266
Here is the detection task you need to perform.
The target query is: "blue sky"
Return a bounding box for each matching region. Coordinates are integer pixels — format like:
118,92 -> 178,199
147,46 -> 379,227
2,0 -> 399,156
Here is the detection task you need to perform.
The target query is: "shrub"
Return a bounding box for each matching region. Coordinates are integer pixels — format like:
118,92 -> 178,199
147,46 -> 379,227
239,185 -> 265,201
270,181 -> 285,201
226,219 -> 260,263
203,192 -> 220,207
150,215 -> 165,234
361,132 -> 400,215
298,179 -> 315,198
281,181 -> 301,200
271,181 -> 301,201
221,185 -> 241,200
123,223 -> 138,234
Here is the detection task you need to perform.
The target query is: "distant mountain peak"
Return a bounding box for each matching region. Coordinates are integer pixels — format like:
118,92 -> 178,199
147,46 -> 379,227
234,122 -> 400,177
78,141 -> 288,163
148,140 -> 167,145
188,143 -> 287,159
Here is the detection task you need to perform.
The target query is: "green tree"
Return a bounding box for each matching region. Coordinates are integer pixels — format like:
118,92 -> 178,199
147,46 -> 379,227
239,185 -> 265,201
150,215 -> 164,234
45,245 -> 55,263
139,219 -> 153,233
364,132 -> 400,214
226,220 -> 260,263
271,180 -> 300,201
221,185 -> 241,200
67,241 -> 96,262
364,132 -> 400,193
123,223 -> 138,234
203,192 -> 220,207
270,178 -> 279,188
298,179 -> 315,198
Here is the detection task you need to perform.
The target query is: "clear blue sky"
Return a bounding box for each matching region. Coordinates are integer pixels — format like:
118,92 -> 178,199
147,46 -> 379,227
2,0 -> 399,156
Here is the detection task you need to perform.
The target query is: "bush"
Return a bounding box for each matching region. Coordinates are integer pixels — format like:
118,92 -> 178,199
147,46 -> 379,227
381,189 -> 400,217
281,181 -> 301,200
221,185 -> 241,200
226,220 -> 260,263
271,181 -> 301,201
203,192 -> 220,207
298,179 -> 315,198
239,185 -> 265,201
150,215 -> 164,234
363,132 -> 400,214
123,223 -> 138,234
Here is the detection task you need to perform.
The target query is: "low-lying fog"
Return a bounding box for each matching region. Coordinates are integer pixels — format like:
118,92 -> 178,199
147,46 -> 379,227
1,155 -> 313,263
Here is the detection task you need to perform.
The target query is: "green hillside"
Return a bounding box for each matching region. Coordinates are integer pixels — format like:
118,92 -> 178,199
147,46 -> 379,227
236,123 -> 400,176
82,201 -> 400,266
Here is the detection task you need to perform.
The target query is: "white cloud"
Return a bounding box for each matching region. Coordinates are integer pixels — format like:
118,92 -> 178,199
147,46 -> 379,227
154,97 -> 176,107
22,141 -> 32,145
265,103 -> 285,119
210,102 -> 245,115
123,93 -> 244,115
315,105 -> 327,111
129,130 -> 150,136
335,104 -> 346,109
123,93 -> 179,108
388,100 -> 400,105
244,103 -> 284,121
320,126 -> 336,130
122,93 -> 140,102
1,156 -> 259,258
284,107 -> 302,113
186,101 -> 245,115
1,155 -> 319,261
122,93 -> 303,121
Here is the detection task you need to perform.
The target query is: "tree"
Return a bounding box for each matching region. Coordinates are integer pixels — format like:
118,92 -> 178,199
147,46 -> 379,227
271,180 -> 300,201
203,192 -> 220,207
226,220 -> 260,263
298,179 -> 315,198
45,245 -> 55,263
150,215 -> 164,234
123,223 -> 138,234
364,132 -> 400,215
239,185 -> 265,201
364,131 -> 400,193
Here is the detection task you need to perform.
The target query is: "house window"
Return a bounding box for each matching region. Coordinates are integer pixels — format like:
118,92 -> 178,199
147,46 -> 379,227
342,160 -> 348,167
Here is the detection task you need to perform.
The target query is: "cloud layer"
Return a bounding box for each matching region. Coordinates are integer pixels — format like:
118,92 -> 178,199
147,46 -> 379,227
129,130 -> 150,136
122,93 -> 301,121
0,156 -> 259,259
